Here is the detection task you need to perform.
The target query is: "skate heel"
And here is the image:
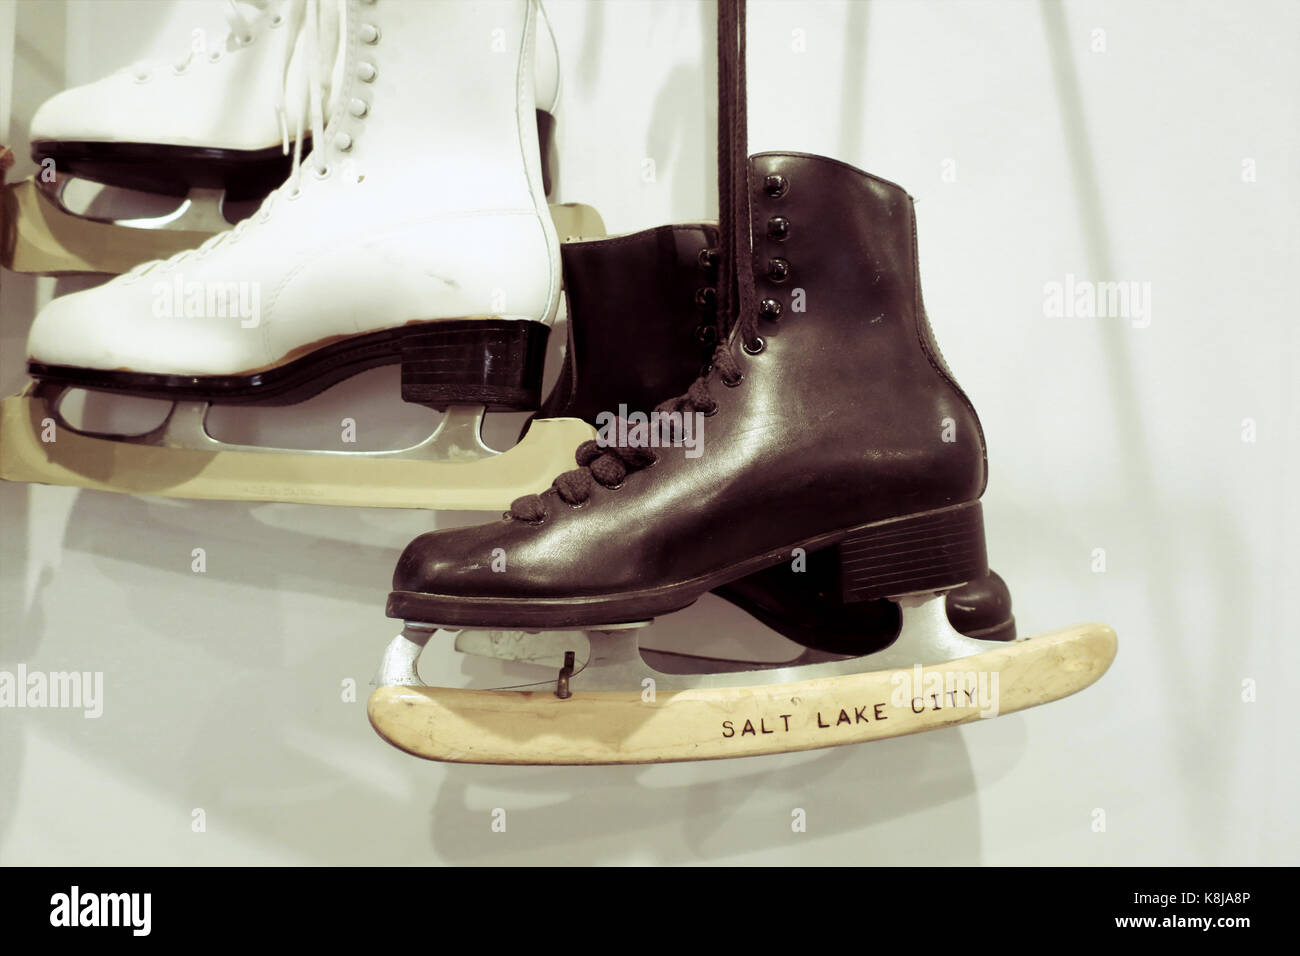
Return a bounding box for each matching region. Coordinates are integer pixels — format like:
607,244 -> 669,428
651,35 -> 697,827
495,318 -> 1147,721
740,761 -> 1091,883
400,319 -> 550,412
837,502 -> 988,602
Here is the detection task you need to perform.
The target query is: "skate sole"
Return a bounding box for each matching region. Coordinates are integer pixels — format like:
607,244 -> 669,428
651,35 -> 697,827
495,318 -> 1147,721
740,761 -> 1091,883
32,110 -> 558,203
29,320 -> 551,409
0,383 -> 597,510
367,622 -> 1117,764
386,502 -> 987,628
31,139 -> 314,201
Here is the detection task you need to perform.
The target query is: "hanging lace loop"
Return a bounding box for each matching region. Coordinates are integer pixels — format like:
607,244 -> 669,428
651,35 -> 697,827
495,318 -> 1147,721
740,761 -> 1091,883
507,0 -> 757,523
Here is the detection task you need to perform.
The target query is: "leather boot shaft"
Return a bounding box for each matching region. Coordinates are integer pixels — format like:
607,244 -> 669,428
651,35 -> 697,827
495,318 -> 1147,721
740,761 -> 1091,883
541,223 -> 720,423
749,152 -> 987,504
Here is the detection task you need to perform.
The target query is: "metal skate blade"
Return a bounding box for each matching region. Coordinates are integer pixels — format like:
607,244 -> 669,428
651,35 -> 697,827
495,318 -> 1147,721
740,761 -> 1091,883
367,604 -> 1120,764
385,593 -> 998,695
453,629 -> 591,669
1,383 -> 597,510
453,625 -> 837,674
44,177 -> 231,233
423,405 -> 494,461
4,177 -> 214,275
39,385 -> 493,462
549,202 -> 607,242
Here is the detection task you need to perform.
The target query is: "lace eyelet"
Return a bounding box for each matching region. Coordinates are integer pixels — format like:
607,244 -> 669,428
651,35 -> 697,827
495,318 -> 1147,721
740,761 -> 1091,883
361,23 -> 381,45
285,186 -> 302,201
743,337 -> 765,355
694,286 -> 716,309
759,298 -> 783,320
349,98 -> 370,118
171,64 -> 188,76
313,165 -> 331,180
208,50 -> 223,63
703,403 -> 720,417
763,173 -> 789,198
766,257 -> 791,283
767,216 -> 791,241
358,62 -> 377,82
271,14 -> 283,26
698,247 -> 719,269
723,373 -> 745,387
695,325 -> 717,345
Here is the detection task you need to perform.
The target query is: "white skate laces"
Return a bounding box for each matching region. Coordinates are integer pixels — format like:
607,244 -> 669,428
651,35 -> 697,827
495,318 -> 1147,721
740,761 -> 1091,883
124,0 -> 346,280
130,0 -> 277,82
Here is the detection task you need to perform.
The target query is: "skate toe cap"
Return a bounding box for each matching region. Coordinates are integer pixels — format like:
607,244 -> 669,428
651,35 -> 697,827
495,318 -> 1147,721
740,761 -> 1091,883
30,77 -> 123,143
26,289 -> 112,366
27,279 -> 260,375
391,526 -> 510,596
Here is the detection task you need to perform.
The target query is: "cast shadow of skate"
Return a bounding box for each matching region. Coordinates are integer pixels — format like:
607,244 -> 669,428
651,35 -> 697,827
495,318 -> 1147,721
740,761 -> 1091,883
988,485 -> 1256,863
0,623 -> 431,864
0,484 -> 42,858
642,0 -> 716,226
423,726 -> 1016,865
1037,1 -> 1258,857
644,61 -> 716,223
563,0 -> 713,223
0,243 -> 46,857
0,713 -> 23,856
58,493 -> 406,598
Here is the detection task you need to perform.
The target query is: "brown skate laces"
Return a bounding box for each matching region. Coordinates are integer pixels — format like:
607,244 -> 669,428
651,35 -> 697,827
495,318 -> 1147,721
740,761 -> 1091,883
508,345 -> 744,521
509,0 -> 756,523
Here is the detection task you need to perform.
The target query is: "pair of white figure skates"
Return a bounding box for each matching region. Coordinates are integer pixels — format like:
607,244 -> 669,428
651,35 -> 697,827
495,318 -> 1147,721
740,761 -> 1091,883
1,0 -> 1115,765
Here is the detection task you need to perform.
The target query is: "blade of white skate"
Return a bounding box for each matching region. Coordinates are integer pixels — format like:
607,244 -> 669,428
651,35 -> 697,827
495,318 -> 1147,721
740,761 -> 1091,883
0,383 -> 598,510
45,177 -> 230,233
40,388 -> 497,463
3,176 -> 216,275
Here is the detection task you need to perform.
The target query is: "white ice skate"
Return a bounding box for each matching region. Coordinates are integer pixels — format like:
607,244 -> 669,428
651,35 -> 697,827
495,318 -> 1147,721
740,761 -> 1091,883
0,0 -> 597,510
1,0 -> 599,276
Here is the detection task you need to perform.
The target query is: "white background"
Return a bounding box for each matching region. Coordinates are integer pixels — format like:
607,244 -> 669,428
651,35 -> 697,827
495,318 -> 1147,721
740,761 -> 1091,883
1,0 -> 1296,865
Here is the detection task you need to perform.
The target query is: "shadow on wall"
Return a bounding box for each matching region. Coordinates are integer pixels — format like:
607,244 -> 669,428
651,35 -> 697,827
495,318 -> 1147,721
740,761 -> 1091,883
0,0 -> 72,862
644,0 -> 718,221
424,725 -> 1010,865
